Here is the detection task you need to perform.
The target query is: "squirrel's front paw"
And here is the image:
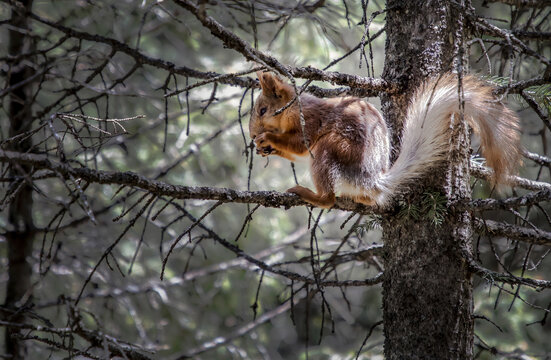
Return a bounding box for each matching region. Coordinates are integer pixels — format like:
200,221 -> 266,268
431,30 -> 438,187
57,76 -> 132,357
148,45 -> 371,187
256,145 -> 274,156
254,133 -> 275,156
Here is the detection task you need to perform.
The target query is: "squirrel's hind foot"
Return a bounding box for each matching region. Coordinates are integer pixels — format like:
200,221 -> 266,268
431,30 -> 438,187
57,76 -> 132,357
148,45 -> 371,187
287,186 -> 335,209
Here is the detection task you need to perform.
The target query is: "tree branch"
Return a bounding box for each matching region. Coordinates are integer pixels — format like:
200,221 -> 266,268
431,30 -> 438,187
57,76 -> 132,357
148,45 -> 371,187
496,77 -> 551,95
470,163 -> 551,192
512,30 -> 551,40
524,150 -> 551,168
469,188 -> 551,211
4,149 -> 551,214
173,290 -> 307,359
474,218 -> 551,246
26,10 -> 254,88
27,6 -> 394,98
172,0 -> 396,95
463,250 -> 551,289
456,2 -> 551,67
0,320 -> 154,360
483,0 -> 551,8
0,150 -> 375,214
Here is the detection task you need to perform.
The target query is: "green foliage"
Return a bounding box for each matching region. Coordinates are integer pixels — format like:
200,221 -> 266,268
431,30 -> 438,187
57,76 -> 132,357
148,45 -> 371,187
397,201 -> 421,221
397,191 -> 448,227
357,215 -> 383,235
524,83 -> 551,113
486,75 -> 510,87
421,191 -> 448,227
487,76 -> 551,114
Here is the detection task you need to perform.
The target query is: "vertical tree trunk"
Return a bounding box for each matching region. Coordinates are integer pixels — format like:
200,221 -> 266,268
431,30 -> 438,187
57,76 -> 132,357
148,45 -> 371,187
380,1 -> 474,359
4,1 -> 35,358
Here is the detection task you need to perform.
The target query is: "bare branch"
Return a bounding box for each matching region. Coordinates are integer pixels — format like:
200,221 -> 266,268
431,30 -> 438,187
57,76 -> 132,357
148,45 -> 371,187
456,2 -> 551,66
26,6 -> 395,99
0,149 -> 376,214
495,77 -> 551,95
0,320 -> 154,360
35,228 -> 309,308
172,0 -> 396,95
524,150 -> 551,168
172,200 -> 384,287
173,289 -> 307,359
471,163 -> 551,191
27,10 -> 254,87
474,218 -> 551,246
483,0 -> 551,8
512,30 -> 551,40
469,188 -> 551,211
463,250 -> 551,289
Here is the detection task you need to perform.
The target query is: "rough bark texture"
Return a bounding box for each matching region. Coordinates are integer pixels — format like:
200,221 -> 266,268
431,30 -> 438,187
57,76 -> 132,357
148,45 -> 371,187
381,1 -> 474,359
3,1 -> 35,358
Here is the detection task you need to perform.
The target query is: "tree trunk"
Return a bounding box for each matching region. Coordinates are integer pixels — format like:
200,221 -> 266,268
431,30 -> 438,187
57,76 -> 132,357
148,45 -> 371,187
3,1 -> 35,358
380,1 -> 474,359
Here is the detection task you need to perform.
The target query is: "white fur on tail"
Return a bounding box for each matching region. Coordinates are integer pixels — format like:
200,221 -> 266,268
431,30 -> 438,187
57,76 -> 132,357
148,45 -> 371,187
373,74 -> 521,206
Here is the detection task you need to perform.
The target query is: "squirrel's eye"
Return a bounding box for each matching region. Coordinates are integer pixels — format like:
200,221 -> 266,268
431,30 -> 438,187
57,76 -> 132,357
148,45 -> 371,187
259,107 -> 267,116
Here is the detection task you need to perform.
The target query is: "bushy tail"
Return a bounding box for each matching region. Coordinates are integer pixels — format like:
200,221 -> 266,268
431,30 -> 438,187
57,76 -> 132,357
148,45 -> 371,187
374,73 -> 521,206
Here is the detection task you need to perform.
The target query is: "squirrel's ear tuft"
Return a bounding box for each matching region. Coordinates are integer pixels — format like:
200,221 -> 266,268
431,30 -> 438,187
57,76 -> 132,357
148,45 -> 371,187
258,72 -> 293,101
256,71 -> 264,80
258,72 -> 277,96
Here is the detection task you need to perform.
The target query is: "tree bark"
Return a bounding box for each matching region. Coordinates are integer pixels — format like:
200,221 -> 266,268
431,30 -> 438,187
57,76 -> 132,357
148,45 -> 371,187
3,1 -> 35,358
380,1 -> 474,359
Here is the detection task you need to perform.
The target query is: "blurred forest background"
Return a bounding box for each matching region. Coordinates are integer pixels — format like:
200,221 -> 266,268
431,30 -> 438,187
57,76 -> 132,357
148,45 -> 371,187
1,0 -> 551,359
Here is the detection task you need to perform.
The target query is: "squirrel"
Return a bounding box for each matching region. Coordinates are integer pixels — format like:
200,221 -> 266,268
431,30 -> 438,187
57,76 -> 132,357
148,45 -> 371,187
249,71 -> 521,208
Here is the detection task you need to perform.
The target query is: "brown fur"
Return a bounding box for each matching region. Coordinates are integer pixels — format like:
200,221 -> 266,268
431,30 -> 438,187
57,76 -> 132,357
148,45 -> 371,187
250,72 -> 521,208
458,76 -> 521,184
250,72 -> 381,208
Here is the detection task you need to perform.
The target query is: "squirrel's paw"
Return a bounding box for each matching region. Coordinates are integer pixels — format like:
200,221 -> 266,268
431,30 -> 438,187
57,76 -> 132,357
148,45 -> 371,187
256,145 -> 274,156
254,133 -> 275,156
286,186 -> 304,194
254,132 -> 272,148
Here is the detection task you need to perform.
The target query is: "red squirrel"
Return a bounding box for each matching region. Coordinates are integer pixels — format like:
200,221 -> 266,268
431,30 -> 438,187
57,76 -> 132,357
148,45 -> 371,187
249,72 -> 521,208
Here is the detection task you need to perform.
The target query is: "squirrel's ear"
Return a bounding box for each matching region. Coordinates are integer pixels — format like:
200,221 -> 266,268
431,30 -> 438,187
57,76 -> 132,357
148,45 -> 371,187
258,72 -> 277,96
258,72 -> 293,101
256,71 -> 265,83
